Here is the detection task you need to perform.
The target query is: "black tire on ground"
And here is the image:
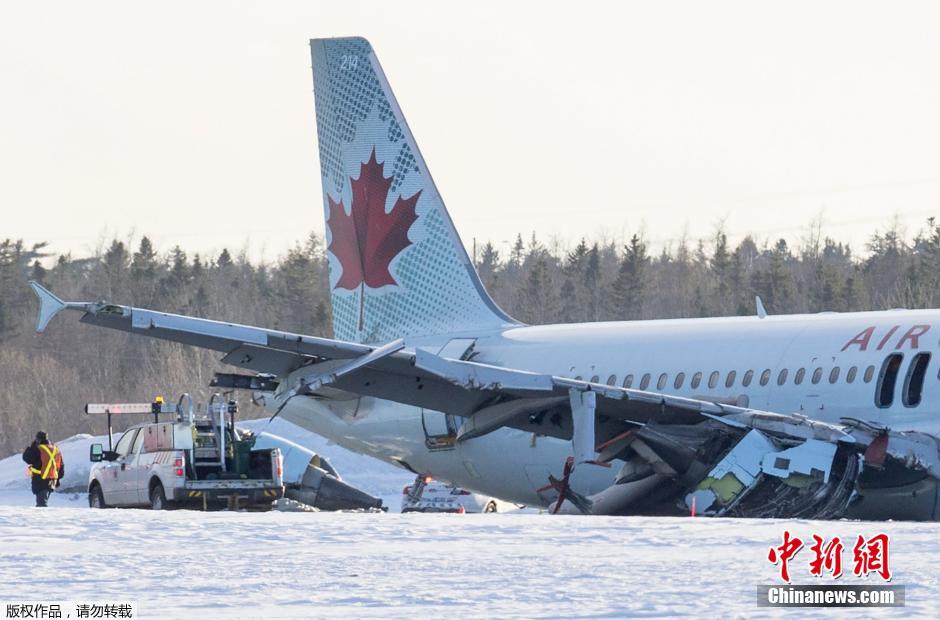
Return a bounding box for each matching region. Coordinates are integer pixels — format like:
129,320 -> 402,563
484,501 -> 498,513
89,483 -> 106,509
149,482 -> 171,510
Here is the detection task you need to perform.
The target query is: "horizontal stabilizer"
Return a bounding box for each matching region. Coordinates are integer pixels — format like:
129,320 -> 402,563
29,281 -> 67,332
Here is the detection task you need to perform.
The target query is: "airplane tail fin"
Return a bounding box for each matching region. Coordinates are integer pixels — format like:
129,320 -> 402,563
310,37 -> 516,344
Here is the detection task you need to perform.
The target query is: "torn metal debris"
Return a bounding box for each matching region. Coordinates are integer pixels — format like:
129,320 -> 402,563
545,410 -> 940,520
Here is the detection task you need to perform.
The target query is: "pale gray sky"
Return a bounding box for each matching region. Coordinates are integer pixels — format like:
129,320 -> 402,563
2,1 -> 939,262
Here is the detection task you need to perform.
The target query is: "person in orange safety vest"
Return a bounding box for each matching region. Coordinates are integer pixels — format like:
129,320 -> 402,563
21,431 -> 65,507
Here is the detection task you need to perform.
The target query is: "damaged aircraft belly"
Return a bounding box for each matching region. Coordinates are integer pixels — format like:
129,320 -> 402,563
409,349 -> 940,521
549,411 -> 940,521
221,345 -> 940,522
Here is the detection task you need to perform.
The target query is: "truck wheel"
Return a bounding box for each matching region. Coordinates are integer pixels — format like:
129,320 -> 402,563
484,501 -> 498,513
149,482 -> 171,510
89,483 -> 107,509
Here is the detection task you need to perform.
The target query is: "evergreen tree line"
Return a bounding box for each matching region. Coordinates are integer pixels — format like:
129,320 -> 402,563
0,235 -> 329,457
1,218 -> 940,456
483,218 -> 940,323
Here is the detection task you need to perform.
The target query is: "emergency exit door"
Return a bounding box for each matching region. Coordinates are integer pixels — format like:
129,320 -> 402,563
420,338 -> 475,451
421,409 -> 458,450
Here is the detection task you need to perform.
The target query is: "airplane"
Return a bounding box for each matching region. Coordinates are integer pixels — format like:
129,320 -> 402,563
29,36 -> 940,520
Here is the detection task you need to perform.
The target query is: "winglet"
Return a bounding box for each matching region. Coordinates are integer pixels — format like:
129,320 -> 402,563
29,281 -> 67,332
755,296 -> 767,319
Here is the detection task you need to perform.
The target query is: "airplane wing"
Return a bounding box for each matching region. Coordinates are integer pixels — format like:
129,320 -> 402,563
30,281 -> 736,418
29,280 -> 751,432
31,281 -> 940,519
31,281 -> 373,375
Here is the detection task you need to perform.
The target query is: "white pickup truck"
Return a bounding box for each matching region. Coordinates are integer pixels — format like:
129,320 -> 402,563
88,410 -> 284,510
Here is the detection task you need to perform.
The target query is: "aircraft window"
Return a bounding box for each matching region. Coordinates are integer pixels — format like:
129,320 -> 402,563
639,373 -> 651,390
590,375 -> 599,383
657,373 -> 668,389
864,365 -> 875,383
777,369 -> 789,385
760,369 -> 771,386
674,373 -> 685,389
708,371 -> 719,389
829,367 -> 840,384
875,353 -> 904,408
794,368 -> 805,385
114,428 -> 140,457
811,367 -> 823,384
742,370 -> 753,387
725,371 -> 736,388
846,366 -> 858,383
623,375 -> 633,388
903,352 -> 931,407
691,372 -> 702,389
606,374 -> 617,386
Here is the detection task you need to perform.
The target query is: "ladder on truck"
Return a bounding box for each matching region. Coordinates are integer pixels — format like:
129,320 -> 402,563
190,394 -> 241,479
85,393 -> 240,478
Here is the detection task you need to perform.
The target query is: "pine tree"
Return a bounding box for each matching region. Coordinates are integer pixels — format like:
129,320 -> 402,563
102,240 -> 129,297
131,237 -> 157,280
508,234 -> 524,270
753,239 -> 796,313
560,278 -> 579,323
476,241 -> 501,293
217,248 -> 234,268
191,254 -> 205,281
711,229 -> 731,313
161,246 -> 189,295
611,234 -> 649,320
104,240 -> 129,272
564,239 -> 589,277
584,244 -> 601,321
843,267 -> 865,311
864,223 -> 906,308
129,237 -> 159,305
30,260 -> 47,284
909,218 -> 940,307
730,237 -> 759,315
517,255 -> 556,324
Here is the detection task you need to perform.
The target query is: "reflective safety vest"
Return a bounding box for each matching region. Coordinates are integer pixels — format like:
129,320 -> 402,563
30,444 -> 62,480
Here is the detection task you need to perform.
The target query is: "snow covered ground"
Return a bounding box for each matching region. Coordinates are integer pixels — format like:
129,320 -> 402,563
1,506 -> 938,618
2,422 -> 939,618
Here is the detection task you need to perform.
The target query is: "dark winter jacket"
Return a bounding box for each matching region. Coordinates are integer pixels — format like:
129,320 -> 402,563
22,440 -> 65,480
22,442 -> 41,471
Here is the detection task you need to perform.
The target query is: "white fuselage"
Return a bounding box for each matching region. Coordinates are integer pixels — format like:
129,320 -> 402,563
264,310 -> 940,506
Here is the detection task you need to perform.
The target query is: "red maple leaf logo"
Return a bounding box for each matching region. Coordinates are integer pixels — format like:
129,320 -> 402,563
327,148 -> 420,330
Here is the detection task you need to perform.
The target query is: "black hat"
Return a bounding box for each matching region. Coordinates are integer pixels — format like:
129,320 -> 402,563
35,431 -> 48,443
